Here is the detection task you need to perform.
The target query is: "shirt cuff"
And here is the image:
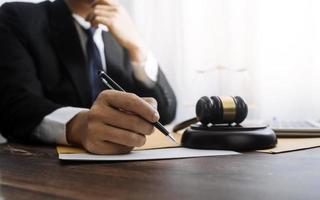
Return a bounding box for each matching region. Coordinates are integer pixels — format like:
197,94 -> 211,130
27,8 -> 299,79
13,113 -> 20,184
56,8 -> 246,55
32,107 -> 89,145
131,51 -> 159,87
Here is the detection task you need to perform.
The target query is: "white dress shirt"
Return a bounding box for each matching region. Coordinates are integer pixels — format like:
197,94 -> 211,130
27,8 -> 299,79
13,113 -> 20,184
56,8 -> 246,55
32,14 -> 159,145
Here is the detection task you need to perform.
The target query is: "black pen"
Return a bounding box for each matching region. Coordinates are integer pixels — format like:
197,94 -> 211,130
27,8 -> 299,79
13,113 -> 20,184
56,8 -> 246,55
98,70 -> 177,143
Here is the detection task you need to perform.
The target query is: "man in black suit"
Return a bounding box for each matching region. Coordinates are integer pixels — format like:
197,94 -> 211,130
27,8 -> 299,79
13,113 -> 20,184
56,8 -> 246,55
0,0 -> 177,154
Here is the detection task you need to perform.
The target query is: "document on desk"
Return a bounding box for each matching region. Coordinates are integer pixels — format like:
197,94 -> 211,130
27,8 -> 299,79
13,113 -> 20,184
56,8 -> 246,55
258,137 -> 320,153
59,147 -> 240,161
57,131 -> 239,161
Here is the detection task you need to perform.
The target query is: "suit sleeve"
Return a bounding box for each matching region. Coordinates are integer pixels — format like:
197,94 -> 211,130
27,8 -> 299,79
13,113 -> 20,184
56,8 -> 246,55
0,4 -> 62,143
151,68 -> 177,125
132,64 -> 177,125
129,50 -> 177,124
103,25 -> 177,125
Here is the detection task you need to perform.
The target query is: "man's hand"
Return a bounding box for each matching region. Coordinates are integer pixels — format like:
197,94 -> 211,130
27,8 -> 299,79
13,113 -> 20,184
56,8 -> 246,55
66,90 -> 159,154
87,0 -> 147,64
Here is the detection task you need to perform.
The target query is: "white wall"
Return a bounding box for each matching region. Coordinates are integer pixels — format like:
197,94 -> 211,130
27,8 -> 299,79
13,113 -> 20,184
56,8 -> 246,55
128,0 -> 320,122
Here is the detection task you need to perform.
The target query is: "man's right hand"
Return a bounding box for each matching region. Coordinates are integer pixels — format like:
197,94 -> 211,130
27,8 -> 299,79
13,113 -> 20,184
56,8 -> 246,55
66,90 -> 159,154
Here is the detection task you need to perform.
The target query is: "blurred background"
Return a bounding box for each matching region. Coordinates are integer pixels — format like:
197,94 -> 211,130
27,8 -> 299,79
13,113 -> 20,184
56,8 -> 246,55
1,0 -> 320,123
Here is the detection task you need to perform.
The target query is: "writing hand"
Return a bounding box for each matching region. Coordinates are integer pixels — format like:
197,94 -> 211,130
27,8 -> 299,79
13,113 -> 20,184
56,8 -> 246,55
66,90 -> 159,154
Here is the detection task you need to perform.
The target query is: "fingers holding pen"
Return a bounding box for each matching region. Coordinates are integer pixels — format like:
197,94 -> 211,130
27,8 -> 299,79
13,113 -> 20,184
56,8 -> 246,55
90,102 -> 156,136
143,97 -> 158,110
97,90 -> 160,123
81,91 -> 159,154
83,138 -> 134,155
66,90 -> 160,154
88,121 -> 147,147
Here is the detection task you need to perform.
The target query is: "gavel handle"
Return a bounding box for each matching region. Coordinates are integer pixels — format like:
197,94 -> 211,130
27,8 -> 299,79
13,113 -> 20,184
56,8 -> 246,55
172,117 -> 199,133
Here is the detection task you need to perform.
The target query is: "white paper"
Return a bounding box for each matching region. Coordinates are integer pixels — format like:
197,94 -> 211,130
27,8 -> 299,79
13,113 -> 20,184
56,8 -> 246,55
59,147 -> 240,161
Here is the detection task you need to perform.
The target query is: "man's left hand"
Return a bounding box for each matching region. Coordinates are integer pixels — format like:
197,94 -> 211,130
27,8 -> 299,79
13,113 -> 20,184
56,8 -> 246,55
87,0 -> 147,64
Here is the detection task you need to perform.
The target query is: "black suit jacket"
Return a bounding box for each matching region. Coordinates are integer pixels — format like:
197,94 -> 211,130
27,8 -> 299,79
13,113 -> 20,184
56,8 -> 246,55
0,0 -> 177,143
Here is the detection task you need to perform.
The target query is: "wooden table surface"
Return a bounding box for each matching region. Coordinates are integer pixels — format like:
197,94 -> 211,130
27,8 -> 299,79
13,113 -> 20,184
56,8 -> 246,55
0,142 -> 320,200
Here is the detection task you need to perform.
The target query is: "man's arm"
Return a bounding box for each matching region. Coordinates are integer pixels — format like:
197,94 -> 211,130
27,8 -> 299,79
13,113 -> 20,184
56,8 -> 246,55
33,107 -> 88,145
88,0 -> 177,124
66,91 -> 159,154
0,3 -> 163,155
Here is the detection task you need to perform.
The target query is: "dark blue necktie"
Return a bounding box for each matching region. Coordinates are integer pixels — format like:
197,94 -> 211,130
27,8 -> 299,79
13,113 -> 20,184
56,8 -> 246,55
84,27 -> 105,102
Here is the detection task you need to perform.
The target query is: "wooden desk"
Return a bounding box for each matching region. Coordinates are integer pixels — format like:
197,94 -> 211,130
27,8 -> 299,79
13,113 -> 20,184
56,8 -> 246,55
0,143 -> 319,200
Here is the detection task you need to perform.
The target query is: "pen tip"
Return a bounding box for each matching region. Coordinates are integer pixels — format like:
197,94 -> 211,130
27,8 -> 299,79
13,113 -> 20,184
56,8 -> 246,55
168,134 -> 178,144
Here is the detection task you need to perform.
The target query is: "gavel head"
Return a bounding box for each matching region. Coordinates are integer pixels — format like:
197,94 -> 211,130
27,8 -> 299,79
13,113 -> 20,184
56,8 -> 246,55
196,96 -> 248,126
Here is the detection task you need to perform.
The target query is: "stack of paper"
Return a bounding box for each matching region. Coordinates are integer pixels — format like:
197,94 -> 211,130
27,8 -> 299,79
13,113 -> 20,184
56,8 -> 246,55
57,131 -> 240,161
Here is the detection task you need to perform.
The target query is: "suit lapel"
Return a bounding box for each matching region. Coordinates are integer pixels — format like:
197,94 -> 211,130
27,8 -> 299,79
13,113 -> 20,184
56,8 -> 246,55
102,31 -> 124,72
102,31 -> 136,92
49,0 -> 91,107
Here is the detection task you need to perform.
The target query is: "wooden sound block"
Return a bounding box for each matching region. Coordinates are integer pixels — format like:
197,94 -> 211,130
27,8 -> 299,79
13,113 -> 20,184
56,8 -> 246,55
181,124 -> 277,151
